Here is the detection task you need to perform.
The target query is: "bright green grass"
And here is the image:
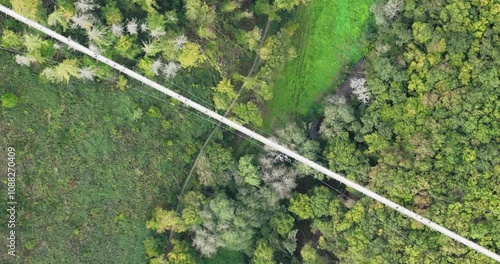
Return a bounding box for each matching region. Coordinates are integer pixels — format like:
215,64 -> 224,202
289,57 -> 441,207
265,0 -> 374,128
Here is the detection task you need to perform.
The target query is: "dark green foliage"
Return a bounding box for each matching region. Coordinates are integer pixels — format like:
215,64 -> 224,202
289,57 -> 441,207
195,144 -> 235,187
309,186 -> 333,218
101,1 -> 123,24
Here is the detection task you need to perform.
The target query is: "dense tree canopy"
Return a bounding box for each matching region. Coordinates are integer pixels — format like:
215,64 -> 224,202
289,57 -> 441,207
310,0 -> 500,262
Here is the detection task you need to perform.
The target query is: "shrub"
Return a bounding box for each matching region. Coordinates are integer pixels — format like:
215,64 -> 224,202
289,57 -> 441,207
1,93 -> 19,108
147,106 -> 162,118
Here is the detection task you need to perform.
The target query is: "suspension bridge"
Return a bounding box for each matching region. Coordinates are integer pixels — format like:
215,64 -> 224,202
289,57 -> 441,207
0,4 -> 498,262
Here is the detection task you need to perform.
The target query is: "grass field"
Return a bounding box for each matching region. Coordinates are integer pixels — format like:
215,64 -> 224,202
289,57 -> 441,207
0,51 -> 216,263
265,0 -> 373,128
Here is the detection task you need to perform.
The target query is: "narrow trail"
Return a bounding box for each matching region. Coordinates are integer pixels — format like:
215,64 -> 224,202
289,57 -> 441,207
293,10 -> 314,113
163,19 -> 272,258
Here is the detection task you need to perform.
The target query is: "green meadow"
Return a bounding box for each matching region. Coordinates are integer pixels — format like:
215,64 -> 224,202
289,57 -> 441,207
265,0 -> 373,128
0,51 -> 215,263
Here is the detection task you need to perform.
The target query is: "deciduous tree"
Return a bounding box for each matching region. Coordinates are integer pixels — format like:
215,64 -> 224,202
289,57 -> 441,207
146,208 -> 187,233
288,193 -> 314,220
41,59 -> 80,83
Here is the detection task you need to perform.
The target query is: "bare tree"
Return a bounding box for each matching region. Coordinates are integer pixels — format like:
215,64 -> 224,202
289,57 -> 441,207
192,229 -> 219,257
70,14 -> 95,29
141,40 -> 158,55
88,44 -> 100,53
14,54 -> 37,66
126,19 -> 138,35
259,154 -> 297,199
162,61 -> 180,79
111,23 -> 124,37
53,42 -> 62,50
140,22 -> 148,32
78,66 -> 96,81
86,27 -> 104,41
384,0 -> 404,19
75,0 -> 99,13
151,59 -> 163,76
150,28 -> 166,39
350,77 -> 371,104
173,35 -> 188,50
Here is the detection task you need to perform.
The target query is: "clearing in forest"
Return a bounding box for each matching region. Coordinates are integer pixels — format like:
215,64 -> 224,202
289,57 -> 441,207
0,51 -> 214,263
265,0 -> 373,128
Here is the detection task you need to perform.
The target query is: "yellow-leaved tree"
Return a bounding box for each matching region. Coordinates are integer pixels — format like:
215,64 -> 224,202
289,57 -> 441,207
10,0 -> 44,22
146,208 -> 187,233
47,7 -> 74,32
212,78 -> 237,110
178,42 -> 205,68
41,59 -> 80,83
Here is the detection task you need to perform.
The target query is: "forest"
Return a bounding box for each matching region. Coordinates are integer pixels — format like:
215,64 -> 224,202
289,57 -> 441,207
0,0 -> 498,263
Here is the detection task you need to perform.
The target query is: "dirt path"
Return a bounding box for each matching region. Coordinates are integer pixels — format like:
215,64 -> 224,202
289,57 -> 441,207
163,19 -> 272,258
